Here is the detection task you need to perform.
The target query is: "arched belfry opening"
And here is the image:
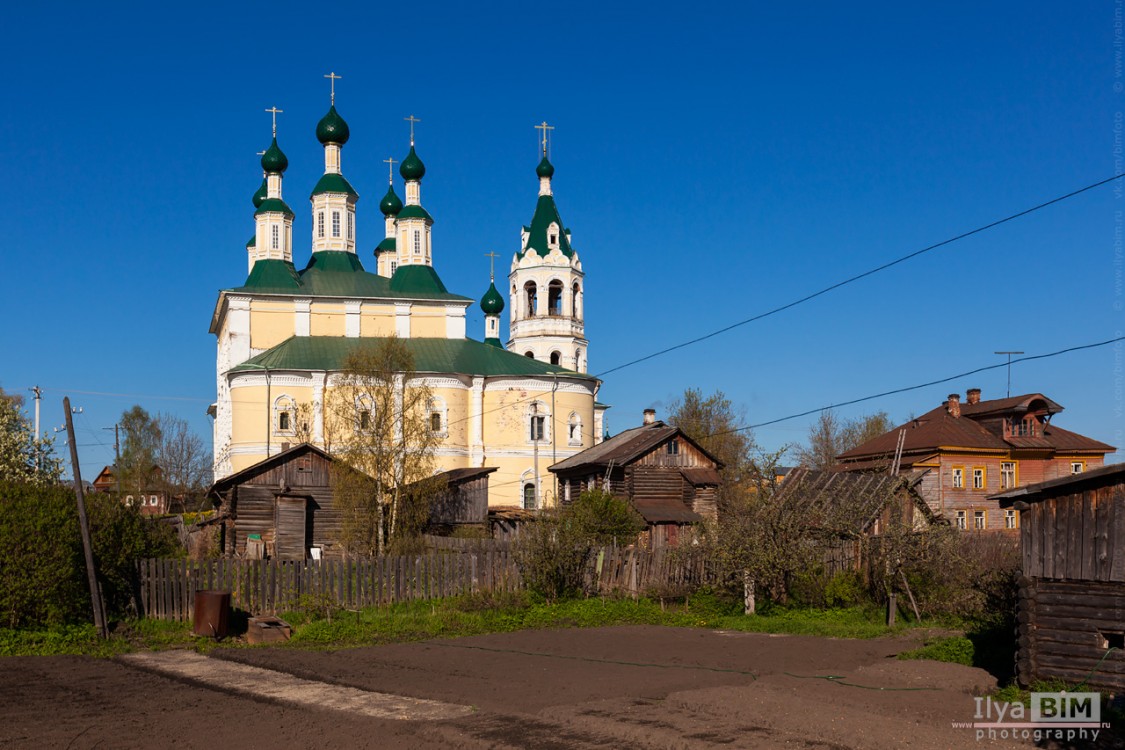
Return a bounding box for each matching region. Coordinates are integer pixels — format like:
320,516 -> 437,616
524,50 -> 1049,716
548,280 -> 564,316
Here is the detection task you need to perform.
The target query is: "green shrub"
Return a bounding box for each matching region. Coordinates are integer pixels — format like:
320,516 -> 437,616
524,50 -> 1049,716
824,570 -> 867,608
0,482 -> 179,628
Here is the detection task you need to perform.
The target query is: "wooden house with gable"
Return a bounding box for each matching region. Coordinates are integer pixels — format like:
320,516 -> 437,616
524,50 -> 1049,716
549,410 -> 723,547
208,443 -> 343,560
995,463 -> 1125,691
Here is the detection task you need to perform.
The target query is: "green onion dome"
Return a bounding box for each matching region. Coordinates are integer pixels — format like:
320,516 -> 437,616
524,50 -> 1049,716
399,146 -> 426,181
536,156 -> 555,178
380,184 -> 403,216
315,105 -> 350,145
252,178 -> 267,208
261,138 -> 288,174
480,281 -> 505,315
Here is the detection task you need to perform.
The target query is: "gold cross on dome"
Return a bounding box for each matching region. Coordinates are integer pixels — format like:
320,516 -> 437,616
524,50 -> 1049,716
324,72 -> 342,104
404,114 -> 421,145
534,121 -> 554,156
265,106 -> 283,137
485,250 -> 499,280
383,156 -> 398,184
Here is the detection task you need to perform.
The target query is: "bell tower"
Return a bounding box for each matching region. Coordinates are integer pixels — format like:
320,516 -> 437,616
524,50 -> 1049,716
506,123 -> 588,372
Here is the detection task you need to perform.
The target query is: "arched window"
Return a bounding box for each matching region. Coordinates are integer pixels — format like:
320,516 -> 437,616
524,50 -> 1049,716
524,281 -> 538,316
355,395 -> 374,432
575,348 -> 584,372
572,283 -> 582,320
523,482 -> 537,510
550,351 -> 561,366
274,395 -> 296,435
428,397 -> 447,436
548,222 -> 560,250
528,401 -> 548,442
568,412 -> 582,446
548,280 -> 563,316
525,351 -> 535,359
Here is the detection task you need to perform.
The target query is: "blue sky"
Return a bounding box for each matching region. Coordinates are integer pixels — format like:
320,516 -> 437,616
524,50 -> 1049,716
1,2 -> 1121,478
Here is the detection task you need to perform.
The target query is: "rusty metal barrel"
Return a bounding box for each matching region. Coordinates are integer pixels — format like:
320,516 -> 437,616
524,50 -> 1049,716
193,590 -> 231,639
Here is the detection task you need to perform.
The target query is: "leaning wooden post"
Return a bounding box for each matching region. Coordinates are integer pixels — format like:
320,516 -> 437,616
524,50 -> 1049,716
64,397 -> 107,639
743,571 -> 756,615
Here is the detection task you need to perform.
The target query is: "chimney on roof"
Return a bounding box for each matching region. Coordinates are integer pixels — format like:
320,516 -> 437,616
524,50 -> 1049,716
643,408 -> 656,425
946,393 -> 961,418
966,388 -> 981,405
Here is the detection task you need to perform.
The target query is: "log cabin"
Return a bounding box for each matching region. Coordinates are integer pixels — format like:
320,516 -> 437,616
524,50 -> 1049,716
548,410 -> 722,548
995,463 -> 1125,691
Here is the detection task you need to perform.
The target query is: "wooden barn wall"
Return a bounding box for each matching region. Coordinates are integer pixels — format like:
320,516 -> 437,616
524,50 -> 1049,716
632,437 -> 716,469
626,466 -> 686,505
430,476 -> 488,524
1018,577 -> 1125,691
1020,485 -> 1125,582
243,452 -> 333,489
232,485 -> 342,557
691,487 -> 718,521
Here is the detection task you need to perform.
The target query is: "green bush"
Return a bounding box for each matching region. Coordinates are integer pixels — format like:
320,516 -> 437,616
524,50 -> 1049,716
0,482 -> 179,628
823,570 -> 867,608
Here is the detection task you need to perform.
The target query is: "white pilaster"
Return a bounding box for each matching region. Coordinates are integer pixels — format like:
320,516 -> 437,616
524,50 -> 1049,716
470,377 -> 484,466
295,299 -> 311,337
395,302 -> 412,338
445,304 -> 466,339
345,300 -> 361,338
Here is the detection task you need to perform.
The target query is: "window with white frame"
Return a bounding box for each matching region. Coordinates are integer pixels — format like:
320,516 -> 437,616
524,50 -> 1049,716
332,211 -> 341,238
1001,462 -> 1016,489
355,396 -> 374,432
955,510 -> 966,529
317,211 -> 325,238
972,467 -> 985,490
347,211 -> 353,240
428,397 -> 447,436
973,510 -> 986,530
523,483 -> 537,510
528,402 -> 548,442
271,225 -> 280,250
952,467 -> 964,489
389,260 -> 397,274
1071,461 -> 1086,474
273,395 -> 296,435
1004,509 -> 1017,529
567,412 -> 582,446
413,230 -> 421,254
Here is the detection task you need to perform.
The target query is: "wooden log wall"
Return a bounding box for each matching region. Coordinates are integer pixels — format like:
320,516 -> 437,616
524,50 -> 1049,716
1020,485 -> 1125,582
1017,576 -> 1125,691
138,547 -> 711,621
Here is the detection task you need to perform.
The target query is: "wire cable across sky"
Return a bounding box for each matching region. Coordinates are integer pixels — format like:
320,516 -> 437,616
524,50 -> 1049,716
595,173 -> 1125,379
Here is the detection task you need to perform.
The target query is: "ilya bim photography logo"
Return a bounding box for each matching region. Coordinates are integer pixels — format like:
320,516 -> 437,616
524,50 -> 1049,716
954,692 -> 1109,742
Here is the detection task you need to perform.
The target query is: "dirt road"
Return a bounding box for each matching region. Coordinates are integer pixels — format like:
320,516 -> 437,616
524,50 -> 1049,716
0,626 -> 1039,749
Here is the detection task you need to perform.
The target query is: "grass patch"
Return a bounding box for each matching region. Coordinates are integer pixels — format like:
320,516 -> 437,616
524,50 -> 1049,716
898,636 -> 975,666
0,590 -> 926,656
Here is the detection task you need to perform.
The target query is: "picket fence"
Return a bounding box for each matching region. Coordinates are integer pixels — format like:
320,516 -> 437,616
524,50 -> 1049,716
138,547 -> 709,621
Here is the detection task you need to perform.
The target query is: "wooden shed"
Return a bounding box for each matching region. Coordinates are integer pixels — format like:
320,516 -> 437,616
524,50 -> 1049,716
208,443 -> 344,560
417,467 -> 496,529
995,463 -> 1125,690
548,416 -> 724,548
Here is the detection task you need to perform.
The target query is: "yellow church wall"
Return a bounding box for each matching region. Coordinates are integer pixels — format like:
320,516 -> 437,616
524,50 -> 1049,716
310,303 -> 345,336
229,384 -> 314,447
410,315 -> 446,338
360,306 -> 396,337
249,303 -> 295,350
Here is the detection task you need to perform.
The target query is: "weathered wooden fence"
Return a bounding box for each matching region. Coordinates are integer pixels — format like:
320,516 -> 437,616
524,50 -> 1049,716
421,534 -> 512,552
139,547 -> 709,621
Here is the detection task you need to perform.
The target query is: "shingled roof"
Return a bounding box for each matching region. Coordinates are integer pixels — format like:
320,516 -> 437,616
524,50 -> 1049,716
836,392 -> 1113,466
548,421 -> 723,473
774,468 -> 938,536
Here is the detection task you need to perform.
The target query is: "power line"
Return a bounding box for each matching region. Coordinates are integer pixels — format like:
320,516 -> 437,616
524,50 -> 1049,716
38,387 -> 211,403
704,335 -> 1125,438
595,173 -> 1125,378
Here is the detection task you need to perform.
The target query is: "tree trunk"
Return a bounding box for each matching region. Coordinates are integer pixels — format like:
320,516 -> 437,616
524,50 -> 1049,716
743,571 -> 756,615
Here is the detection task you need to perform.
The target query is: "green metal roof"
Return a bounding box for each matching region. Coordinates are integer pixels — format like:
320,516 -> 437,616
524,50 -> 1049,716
524,194 -> 573,258
395,204 -> 433,222
261,138 -> 288,174
230,335 -> 595,380
374,237 -> 396,253
380,184 -> 403,216
246,234 -> 256,248
254,197 -> 294,217
480,281 -> 504,314
484,337 -> 504,348
536,155 -> 555,178
241,259 -> 301,290
310,172 -> 359,199
400,146 -> 425,181
390,264 -> 454,295
227,251 -> 469,301
252,178 -> 267,208
316,105 -> 350,145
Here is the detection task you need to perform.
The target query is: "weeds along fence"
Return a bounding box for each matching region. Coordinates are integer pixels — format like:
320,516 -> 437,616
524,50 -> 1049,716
138,547 -> 710,621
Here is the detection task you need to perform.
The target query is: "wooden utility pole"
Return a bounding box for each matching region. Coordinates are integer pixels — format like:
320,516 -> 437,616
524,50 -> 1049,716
64,397 -> 107,638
